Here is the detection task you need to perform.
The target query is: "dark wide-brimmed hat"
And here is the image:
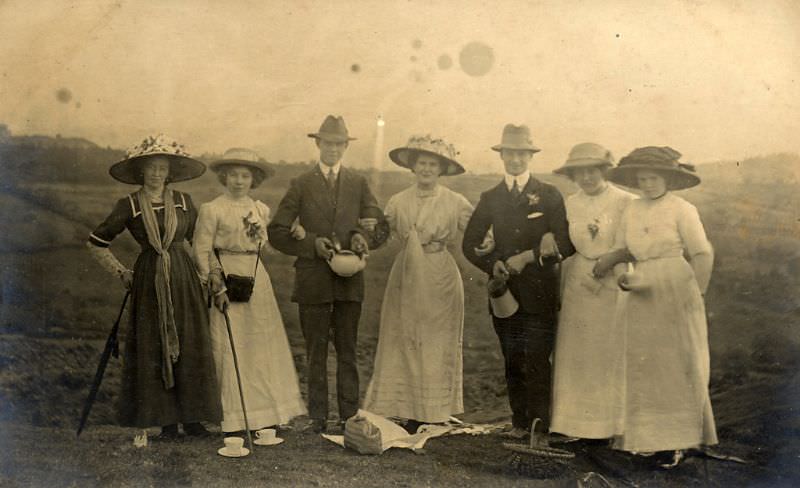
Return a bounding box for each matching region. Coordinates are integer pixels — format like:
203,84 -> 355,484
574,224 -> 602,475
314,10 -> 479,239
608,146 -> 700,190
553,142 -> 614,176
209,148 -> 275,180
491,124 -> 541,153
388,135 -> 465,176
109,134 -> 206,185
307,115 -> 357,142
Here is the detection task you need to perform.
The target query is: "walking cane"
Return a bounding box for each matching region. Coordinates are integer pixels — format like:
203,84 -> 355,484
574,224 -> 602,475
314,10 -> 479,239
221,304 -> 254,454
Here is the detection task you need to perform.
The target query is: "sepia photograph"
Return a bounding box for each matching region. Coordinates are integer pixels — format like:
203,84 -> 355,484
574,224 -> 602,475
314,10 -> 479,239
1,0 -> 798,486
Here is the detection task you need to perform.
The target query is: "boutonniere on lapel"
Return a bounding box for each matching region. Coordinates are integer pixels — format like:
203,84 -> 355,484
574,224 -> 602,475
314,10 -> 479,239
243,211 -> 266,242
525,192 -> 544,219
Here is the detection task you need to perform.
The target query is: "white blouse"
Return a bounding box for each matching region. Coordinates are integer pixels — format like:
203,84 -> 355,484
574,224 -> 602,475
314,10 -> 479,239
566,184 -> 636,260
193,193 -> 270,280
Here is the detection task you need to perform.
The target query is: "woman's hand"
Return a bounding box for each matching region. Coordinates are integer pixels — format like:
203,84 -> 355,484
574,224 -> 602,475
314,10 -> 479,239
290,220 -> 306,240
539,232 -> 559,259
213,292 -> 230,312
350,233 -> 369,255
120,270 -> 134,290
474,233 -> 495,257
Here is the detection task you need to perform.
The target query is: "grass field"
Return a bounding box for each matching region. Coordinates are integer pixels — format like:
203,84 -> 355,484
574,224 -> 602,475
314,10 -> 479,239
1,157 -> 799,486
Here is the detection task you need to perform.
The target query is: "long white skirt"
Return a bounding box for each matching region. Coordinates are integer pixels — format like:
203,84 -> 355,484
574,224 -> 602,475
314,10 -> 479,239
613,256 -> 717,452
364,236 -> 464,423
210,253 -> 307,432
551,254 -> 625,439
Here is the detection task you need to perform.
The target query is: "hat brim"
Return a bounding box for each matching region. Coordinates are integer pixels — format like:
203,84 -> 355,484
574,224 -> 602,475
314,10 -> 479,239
491,144 -> 541,153
607,164 -> 700,190
109,154 -> 206,185
307,132 -> 357,142
388,147 -> 466,176
553,159 -> 613,176
209,159 -> 276,180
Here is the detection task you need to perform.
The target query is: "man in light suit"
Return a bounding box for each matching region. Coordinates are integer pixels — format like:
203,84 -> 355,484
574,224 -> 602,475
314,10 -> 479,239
462,124 -> 575,441
268,115 -> 388,433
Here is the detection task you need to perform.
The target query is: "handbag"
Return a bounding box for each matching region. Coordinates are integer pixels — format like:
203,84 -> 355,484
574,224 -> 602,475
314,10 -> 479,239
214,242 -> 261,303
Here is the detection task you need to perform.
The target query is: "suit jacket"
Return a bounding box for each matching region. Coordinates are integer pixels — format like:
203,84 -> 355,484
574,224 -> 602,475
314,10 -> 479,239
462,176 -> 575,317
267,165 -> 389,304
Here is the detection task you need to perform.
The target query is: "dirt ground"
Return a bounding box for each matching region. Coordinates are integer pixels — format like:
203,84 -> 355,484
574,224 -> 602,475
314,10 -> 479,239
1,170 -> 799,486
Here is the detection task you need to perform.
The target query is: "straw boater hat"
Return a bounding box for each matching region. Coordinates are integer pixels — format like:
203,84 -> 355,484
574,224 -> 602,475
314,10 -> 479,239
210,147 -> 275,181
388,135 -> 465,176
307,115 -> 357,142
491,124 -> 541,153
553,143 -> 614,176
608,146 -> 700,190
109,134 -> 206,185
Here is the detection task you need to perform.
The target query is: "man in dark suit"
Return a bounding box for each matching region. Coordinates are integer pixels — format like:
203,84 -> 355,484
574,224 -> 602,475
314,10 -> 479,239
267,115 -> 388,433
462,124 -> 575,441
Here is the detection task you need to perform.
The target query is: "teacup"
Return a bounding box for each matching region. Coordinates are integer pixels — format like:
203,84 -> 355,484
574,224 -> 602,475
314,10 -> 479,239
223,436 -> 244,455
256,428 -> 276,442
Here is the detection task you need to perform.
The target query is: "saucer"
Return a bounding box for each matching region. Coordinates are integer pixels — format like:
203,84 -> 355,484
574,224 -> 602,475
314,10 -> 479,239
218,447 -> 250,458
254,437 -> 285,446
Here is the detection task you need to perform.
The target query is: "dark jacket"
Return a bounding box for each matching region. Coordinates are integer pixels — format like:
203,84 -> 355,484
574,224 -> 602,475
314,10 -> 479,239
462,176 -> 574,316
267,165 -> 388,304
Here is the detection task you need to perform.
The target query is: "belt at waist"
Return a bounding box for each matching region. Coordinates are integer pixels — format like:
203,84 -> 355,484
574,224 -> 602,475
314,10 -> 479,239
636,253 -> 684,262
215,249 -> 259,256
421,241 -> 446,253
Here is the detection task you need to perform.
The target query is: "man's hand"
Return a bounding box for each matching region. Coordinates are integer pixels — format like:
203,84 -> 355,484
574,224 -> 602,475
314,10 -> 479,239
493,260 -> 510,280
350,233 -> 369,255
506,250 -> 535,274
358,218 -> 378,232
315,237 -> 336,260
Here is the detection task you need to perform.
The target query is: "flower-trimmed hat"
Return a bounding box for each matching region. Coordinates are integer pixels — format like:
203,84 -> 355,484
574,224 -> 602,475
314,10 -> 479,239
388,135 -> 465,176
553,142 -> 614,176
307,115 -> 357,142
210,148 -> 275,181
608,146 -> 700,190
109,134 -> 206,185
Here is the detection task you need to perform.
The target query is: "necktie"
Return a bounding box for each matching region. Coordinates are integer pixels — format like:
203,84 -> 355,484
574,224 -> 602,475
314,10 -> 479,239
326,169 -> 337,204
511,179 -> 521,200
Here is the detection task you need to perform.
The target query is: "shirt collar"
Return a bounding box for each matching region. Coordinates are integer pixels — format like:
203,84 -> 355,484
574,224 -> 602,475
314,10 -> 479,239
504,172 -> 530,191
319,162 -> 341,177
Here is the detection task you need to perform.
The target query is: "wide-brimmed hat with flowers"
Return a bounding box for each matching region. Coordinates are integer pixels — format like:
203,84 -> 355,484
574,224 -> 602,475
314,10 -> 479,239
491,124 -> 541,153
307,115 -> 357,142
608,146 -> 700,190
388,135 -> 465,176
109,134 -> 206,185
553,142 -> 615,176
210,147 -> 275,181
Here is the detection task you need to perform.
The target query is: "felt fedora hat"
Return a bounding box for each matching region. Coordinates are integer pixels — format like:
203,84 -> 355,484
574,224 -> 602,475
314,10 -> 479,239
388,134 -> 465,176
491,124 -> 541,153
553,142 -> 615,176
109,134 -> 206,185
210,147 -> 275,180
608,146 -> 700,190
307,115 -> 357,142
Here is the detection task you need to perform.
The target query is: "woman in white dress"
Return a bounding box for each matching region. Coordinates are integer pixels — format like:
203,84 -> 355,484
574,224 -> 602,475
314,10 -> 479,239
363,136 -> 488,432
550,143 -> 636,441
194,148 -> 306,435
608,146 -> 716,467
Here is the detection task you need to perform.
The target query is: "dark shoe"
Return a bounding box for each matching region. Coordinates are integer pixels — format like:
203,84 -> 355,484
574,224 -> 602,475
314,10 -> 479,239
404,419 -> 422,435
154,424 -> 181,441
309,418 -> 327,433
184,422 -> 214,438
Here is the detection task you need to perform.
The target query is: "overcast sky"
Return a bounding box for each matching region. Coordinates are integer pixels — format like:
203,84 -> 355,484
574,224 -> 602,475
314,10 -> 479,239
1,0 -> 798,173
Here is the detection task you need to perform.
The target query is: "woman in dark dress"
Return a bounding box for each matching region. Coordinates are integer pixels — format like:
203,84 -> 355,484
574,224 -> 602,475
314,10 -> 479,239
87,134 -> 222,438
